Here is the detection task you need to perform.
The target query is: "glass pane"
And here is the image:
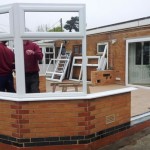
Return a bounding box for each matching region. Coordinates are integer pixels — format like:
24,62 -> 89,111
0,13 -> 10,33
50,48 -> 53,52
98,45 -> 105,52
46,59 -> 49,64
143,42 -> 150,65
23,40 -> 44,93
0,40 -> 16,93
135,42 -> 142,65
74,47 -> 79,54
46,47 -> 50,52
45,54 -> 49,59
25,12 -> 79,33
45,54 -> 53,64
22,39 -> 83,93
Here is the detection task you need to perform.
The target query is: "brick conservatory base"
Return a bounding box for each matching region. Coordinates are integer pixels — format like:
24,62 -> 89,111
0,91 -> 149,150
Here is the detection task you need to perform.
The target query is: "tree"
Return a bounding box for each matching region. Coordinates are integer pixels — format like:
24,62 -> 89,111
64,16 -> 79,32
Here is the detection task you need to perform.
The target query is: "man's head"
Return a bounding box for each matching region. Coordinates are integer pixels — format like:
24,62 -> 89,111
0,41 -> 8,45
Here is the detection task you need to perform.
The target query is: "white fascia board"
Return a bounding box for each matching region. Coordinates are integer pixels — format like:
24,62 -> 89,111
86,19 -> 150,35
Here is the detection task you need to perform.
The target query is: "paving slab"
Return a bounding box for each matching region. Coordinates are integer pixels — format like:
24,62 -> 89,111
98,127 -> 150,150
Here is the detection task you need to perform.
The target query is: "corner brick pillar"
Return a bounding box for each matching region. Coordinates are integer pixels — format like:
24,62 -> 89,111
11,102 -> 30,138
78,100 -> 96,136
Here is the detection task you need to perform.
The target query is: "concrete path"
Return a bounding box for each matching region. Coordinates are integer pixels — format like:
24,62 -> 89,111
98,127 -> 150,150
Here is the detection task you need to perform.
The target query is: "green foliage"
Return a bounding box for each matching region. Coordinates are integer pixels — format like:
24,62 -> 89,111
64,16 -> 79,32
48,26 -> 64,32
36,25 -> 63,32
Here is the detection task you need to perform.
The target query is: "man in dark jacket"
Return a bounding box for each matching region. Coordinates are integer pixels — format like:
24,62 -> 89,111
23,40 -> 43,93
0,41 -> 15,92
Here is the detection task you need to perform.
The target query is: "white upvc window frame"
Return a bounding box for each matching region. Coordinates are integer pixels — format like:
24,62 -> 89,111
97,42 -> 107,55
44,46 -> 55,64
0,3 -> 87,100
97,42 -> 109,69
69,56 -> 101,81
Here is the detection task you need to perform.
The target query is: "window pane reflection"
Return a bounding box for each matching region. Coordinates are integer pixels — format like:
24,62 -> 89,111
0,13 -> 10,33
0,40 -> 16,93
25,12 -> 79,33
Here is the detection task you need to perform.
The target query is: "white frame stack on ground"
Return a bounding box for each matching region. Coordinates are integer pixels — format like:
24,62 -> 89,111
0,3 -> 87,100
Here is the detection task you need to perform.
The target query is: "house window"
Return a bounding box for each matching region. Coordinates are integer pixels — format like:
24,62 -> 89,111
73,45 -> 82,55
97,42 -> 108,55
45,47 -> 54,64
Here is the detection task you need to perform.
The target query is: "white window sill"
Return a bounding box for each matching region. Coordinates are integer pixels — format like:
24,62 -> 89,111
0,87 -> 137,102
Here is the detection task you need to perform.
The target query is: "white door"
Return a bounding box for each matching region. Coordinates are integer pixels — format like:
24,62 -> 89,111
128,41 -> 150,86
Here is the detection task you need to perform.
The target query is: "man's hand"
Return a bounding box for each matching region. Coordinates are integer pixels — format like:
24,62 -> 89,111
26,50 -> 35,55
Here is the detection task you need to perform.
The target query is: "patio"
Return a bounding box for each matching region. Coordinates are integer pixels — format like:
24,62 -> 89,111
46,80 -> 150,117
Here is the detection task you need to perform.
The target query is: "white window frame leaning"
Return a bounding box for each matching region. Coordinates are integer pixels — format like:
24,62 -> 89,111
97,42 -> 109,69
0,3 -> 87,100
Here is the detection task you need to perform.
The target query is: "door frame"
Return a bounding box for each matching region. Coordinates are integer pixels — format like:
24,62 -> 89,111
126,36 -> 150,89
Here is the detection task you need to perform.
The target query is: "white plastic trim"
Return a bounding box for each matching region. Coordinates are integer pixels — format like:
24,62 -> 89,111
0,87 -> 137,101
131,112 -> 150,126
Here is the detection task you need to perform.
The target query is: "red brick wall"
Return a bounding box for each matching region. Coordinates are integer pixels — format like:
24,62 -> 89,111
39,76 -> 46,92
54,26 -> 150,84
91,93 -> 131,134
91,70 -> 115,85
87,26 -> 150,84
0,101 -> 15,137
0,92 -> 130,139
1,92 -> 150,150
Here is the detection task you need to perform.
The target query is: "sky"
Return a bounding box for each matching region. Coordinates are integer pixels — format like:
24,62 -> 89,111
0,0 -> 150,30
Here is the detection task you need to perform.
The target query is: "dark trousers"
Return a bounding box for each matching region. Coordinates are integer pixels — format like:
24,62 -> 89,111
0,74 -> 15,92
25,72 -> 40,93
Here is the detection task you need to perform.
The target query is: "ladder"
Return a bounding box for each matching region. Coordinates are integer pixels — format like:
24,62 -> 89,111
46,43 -> 72,82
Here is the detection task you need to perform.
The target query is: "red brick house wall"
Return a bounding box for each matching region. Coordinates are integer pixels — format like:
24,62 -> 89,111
58,26 -> 150,84
86,26 -> 150,84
